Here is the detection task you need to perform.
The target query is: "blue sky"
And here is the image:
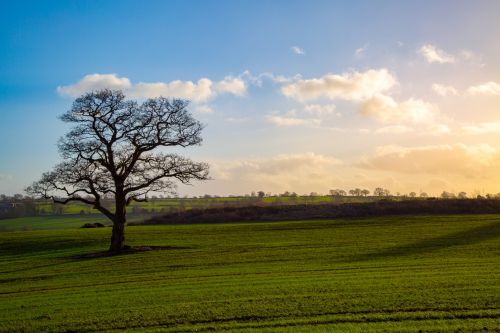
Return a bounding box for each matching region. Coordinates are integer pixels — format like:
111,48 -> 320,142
1,1 -> 500,196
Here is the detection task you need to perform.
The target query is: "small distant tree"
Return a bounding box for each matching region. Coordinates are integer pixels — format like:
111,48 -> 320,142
329,189 -> 346,197
27,90 -> 209,252
360,189 -> 370,196
458,191 -> 467,199
374,187 -> 390,197
13,194 -> 24,201
419,192 -> 428,198
441,191 -> 455,199
257,191 -> 265,198
348,188 -> 362,196
409,192 -> 417,198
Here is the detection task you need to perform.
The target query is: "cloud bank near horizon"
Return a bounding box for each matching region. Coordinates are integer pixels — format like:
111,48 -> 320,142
190,143 -> 500,196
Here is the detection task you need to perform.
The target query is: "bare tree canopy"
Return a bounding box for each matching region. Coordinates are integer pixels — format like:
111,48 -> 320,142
27,90 -> 209,251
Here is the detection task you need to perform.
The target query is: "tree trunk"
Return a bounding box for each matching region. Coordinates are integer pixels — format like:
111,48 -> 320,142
109,192 -> 127,252
109,221 -> 125,252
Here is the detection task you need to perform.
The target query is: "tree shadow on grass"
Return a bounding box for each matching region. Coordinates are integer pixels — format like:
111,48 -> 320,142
68,245 -> 191,260
0,246 -> 191,275
345,220 -> 500,263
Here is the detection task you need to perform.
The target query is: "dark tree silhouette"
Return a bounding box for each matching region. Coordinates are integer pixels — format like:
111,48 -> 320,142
373,187 -> 390,197
329,189 -> 346,197
27,90 -> 209,252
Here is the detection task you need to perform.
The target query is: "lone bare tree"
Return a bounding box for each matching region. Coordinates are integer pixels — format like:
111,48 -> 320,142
27,90 -> 209,252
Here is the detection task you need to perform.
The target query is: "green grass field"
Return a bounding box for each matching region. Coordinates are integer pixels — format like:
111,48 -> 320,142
0,215 -> 499,332
0,214 -> 155,232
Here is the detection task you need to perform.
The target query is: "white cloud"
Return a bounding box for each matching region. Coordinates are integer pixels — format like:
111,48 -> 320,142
375,125 -> 414,134
267,104 -> 339,127
58,73 -> 247,102
467,82 -> 500,96
419,44 -> 455,64
216,76 -> 246,96
132,78 -> 213,101
266,115 -> 321,127
56,74 -> 132,96
195,105 -> 214,114
354,44 -> 368,58
303,104 -> 339,117
281,69 -> 397,102
280,69 -> 449,132
360,94 -> 439,125
241,71 -> 302,87
462,122 -> 500,135
432,83 -> 458,96
427,124 -> 451,135
291,46 -> 305,55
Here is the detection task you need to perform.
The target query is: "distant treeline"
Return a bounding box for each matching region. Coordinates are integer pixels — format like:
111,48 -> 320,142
0,198 -> 38,219
2,190 -> 499,220
138,199 -> 500,225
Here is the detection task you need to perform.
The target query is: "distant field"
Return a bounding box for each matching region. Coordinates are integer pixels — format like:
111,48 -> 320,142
0,215 -> 499,332
27,195 -> 385,215
0,214 -> 153,232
